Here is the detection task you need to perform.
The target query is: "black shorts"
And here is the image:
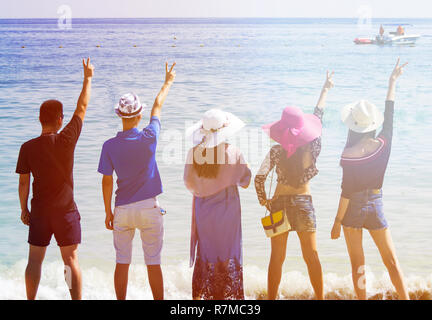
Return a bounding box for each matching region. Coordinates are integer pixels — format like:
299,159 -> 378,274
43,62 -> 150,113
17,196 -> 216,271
28,210 -> 81,247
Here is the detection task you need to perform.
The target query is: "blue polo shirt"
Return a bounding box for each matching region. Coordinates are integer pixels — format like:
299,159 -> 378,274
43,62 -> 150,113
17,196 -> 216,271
98,116 -> 162,207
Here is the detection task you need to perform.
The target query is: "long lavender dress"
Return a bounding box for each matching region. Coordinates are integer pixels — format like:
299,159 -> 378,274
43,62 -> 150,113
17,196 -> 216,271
184,144 -> 251,300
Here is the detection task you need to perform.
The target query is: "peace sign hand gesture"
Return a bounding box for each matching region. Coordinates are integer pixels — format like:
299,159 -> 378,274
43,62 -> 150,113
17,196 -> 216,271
323,71 -> 335,91
390,58 -> 408,83
165,62 -> 176,85
82,57 -> 95,79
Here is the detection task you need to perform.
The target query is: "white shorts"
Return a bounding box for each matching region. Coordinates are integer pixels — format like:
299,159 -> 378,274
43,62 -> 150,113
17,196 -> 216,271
113,198 -> 164,265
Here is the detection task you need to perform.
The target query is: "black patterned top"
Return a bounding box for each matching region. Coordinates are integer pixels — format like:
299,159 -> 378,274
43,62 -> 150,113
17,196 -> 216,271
254,107 -> 324,205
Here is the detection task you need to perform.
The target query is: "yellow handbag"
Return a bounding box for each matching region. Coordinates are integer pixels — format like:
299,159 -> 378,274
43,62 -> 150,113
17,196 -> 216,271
262,209 -> 290,238
261,167 -> 291,238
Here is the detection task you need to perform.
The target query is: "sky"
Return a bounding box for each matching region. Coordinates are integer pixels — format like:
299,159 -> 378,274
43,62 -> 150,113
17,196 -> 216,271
0,0 -> 431,19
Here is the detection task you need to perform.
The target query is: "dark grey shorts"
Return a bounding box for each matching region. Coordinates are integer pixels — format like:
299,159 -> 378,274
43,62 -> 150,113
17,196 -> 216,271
270,195 -> 316,232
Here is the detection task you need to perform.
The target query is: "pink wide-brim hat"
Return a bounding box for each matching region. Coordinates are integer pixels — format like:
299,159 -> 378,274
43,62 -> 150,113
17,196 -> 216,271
263,106 -> 322,158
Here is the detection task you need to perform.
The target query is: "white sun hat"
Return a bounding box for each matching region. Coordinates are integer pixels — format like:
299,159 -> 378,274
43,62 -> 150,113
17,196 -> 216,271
341,100 -> 384,133
186,109 -> 246,148
115,93 -> 146,119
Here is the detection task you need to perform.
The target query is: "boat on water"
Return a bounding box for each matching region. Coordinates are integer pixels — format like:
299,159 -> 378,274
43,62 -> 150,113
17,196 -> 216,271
354,24 -> 421,46
375,33 -> 421,45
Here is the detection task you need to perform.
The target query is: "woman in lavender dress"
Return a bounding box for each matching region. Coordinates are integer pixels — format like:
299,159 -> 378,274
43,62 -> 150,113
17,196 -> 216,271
184,109 -> 251,300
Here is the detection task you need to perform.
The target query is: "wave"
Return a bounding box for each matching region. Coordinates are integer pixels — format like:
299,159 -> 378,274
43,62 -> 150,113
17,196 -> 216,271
0,260 -> 431,300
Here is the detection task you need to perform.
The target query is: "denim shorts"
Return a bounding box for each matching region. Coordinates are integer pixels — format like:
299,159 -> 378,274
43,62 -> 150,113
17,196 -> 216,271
270,195 -> 316,232
342,189 -> 388,230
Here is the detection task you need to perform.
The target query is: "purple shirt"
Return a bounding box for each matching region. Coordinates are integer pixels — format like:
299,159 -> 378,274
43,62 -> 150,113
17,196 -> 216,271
98,116 -> 162,207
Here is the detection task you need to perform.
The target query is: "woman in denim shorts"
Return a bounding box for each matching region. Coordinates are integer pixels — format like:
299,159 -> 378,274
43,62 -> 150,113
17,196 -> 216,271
331,59 -> 409,300
255,71 -> 334,300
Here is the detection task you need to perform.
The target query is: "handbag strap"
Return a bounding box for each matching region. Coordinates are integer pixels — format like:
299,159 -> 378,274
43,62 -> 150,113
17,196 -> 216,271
264,166 -> 276,217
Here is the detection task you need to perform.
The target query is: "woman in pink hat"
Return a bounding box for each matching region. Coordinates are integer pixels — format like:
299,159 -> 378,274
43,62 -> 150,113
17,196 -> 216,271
255,71 -> 334,300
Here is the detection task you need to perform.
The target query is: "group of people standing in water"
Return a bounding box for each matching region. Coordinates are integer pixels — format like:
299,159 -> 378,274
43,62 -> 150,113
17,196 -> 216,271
16,57 -> 409,300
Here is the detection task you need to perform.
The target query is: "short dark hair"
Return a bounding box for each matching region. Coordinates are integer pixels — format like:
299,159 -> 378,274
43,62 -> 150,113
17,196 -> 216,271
39,100 -> 63,126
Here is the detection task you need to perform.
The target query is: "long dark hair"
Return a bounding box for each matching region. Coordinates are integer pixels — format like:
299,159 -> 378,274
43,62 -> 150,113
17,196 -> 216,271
278,143 -> 311,188
344,130 -> 376,149
192,144 -> 227,179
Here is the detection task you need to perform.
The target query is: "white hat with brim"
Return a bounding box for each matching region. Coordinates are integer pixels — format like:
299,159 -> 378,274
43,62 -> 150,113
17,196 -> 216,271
115,92 -> 146,119
341,100 -> 384,133
186,109 -> 246,148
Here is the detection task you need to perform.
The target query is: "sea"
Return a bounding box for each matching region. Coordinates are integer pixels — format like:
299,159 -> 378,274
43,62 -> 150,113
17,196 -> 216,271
0,18 -> 431,300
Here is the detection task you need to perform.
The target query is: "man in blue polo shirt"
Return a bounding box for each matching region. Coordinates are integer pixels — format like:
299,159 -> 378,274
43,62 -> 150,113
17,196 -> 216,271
98,62 -> 176,300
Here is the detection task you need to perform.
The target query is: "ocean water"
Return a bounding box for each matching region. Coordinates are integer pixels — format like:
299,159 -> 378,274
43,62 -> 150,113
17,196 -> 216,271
0,18 -> 431,300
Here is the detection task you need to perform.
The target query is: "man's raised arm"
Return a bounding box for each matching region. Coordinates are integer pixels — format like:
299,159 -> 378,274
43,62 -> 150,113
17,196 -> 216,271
150,62 -> 176,120
74,58 -> 95,122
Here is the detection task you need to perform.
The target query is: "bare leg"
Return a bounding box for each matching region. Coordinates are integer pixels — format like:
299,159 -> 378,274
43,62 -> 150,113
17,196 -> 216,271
25,245 -> 47,300
147,265 -> 164,300
297,231 -> 324,300
114,263 -> 130,300
60,244 -> 82,300
369,228 -> 409,300
267,232 -> 289,300
343,227 -> 366,300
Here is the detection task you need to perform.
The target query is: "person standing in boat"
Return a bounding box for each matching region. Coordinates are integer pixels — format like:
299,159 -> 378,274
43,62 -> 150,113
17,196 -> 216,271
184,109 -> 251,300
255,71 -> 334,300
330,58 -> 409,300
376,24 -> 386,44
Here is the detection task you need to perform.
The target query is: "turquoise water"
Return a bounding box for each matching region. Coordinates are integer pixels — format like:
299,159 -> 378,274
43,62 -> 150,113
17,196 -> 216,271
0,18 -> 431,299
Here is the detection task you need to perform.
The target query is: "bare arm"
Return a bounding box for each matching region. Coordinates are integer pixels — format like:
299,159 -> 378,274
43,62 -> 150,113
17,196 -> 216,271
316,71 -> 334,109
331,196 -> 350,239
150,62 -> 176,120
74,58 -> 95,122
102,175 -> 114,230
386,58 -> 408,101
18,173 -> 30,226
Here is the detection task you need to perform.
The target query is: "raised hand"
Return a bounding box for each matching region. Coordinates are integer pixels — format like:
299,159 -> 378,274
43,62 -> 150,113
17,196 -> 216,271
75,58 -> 94,121
82,57 -> 95,79
390,58 -> 408,83
316,70 -> 334,109
165,62 -> 176,85
323,71 -> 335,91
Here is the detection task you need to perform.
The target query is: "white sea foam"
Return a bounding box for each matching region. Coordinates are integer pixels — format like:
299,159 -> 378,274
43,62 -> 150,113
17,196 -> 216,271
1,260 -> 431,300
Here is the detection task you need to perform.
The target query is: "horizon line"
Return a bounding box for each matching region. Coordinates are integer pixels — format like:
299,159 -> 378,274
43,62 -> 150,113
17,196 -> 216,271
0,16 -> 431,20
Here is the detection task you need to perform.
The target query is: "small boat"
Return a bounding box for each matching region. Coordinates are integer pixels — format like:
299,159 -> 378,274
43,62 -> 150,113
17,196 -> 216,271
354,38 -> 374,45
354,24 -> 421,46
375,34 -> 421,46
